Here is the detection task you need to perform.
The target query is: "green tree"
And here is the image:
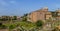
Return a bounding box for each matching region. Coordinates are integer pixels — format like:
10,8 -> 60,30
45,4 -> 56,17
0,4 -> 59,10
0,23 -> 2,26
36,20 -> 44,27
13,16 -> 17,20
21,13 -> 28,21
51,12 -> 58,17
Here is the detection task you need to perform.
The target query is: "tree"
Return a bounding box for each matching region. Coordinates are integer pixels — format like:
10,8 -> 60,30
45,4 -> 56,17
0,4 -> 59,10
13,16 -> 17,20
0,23 -> 2,26
1,16 -> 9,21
36,20 -> 44,27
51,12 -> 58,17
21,13 -> 28,21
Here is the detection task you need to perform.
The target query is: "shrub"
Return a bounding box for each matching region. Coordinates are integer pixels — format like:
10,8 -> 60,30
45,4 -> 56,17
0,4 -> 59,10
9,24 -> 16,29
0,25 -> 7,29
36,20 -> 43,27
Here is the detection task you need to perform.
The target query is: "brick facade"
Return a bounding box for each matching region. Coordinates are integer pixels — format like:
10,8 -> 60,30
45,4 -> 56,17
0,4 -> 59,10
27,7 -> 60,22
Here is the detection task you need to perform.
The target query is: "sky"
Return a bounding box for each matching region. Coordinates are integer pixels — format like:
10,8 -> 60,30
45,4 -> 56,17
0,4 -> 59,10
0,0 -> 60,16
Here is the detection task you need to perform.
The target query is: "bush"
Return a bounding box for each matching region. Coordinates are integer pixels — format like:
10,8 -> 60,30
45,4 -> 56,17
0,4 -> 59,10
9,24 -> 16,29
0,23 -> 2,26
0,25 -> 7,29
36,20 -> 43,27
17,21 -> 36,30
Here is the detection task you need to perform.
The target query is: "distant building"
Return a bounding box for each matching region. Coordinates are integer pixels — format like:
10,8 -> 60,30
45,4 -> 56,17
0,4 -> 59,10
27,7 -> 60,22
17,16 -> 21,20
0,16 -> 21,21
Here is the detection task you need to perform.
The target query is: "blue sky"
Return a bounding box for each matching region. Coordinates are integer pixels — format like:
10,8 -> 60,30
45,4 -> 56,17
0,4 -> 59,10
0,0 -> 60,16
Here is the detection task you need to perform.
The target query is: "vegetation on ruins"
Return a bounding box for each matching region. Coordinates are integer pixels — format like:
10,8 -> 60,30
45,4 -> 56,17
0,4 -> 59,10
0,13 -> 60,31
0,23 -> 7,29
36,20 -> 44,27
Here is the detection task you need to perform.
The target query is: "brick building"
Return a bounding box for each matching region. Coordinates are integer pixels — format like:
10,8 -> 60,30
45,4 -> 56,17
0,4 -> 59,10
27,7 -> 60,22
